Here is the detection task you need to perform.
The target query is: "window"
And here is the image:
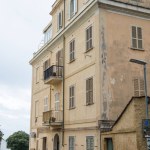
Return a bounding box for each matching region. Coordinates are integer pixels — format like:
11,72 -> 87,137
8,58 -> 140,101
86,77 -> 93,105
44,26 -> 52,44
35,101 -> 39,118
69,136 -> 75,150
86,136 -> 94,150
105,138 -> 113,150
43,137 -> 47,150
43,59 -> 50,71
44,96 -> 48,112
133,77 -> 144,96
131,26 -> 143,49
69,86 -> 75,109
69,40 -> 75,62
36,67 -> 40,83
57,11 -> 63,30
69,0 -> 77,18
86,26 -> 93,51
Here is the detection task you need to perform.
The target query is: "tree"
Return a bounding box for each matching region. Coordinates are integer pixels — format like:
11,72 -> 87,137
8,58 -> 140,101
0,130 -> 4,150
6,131 -> 29,150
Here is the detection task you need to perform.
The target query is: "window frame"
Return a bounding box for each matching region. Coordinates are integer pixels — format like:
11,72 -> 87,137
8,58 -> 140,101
133,77 -> 144,97
86,136 -> 94,150
57,11 -> 63,31
69,0 -> 77,19
69,136 -> 75,150
86,25 -> 93,52
86,77 -> 93,105
43,96 -> 49,112
69,39 -> 75,62
131,26 -> 143,50
69,85 -> 75,109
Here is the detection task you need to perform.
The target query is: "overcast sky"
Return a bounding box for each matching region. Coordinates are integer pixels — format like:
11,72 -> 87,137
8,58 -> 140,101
0,0 -> 55,148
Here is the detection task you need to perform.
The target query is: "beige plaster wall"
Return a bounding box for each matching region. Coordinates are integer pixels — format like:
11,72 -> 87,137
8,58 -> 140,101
100,8 -> 150,120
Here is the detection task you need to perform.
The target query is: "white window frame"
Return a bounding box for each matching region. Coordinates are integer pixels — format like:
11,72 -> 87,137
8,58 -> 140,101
131,26 -> 143,50
44,26 -> 52,44
69,85 -> 75,109
69,0 -> 77,19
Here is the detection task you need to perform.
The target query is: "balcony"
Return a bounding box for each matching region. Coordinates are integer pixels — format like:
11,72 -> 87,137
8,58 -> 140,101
43,110 -> 63,128
44,65 -> 63,84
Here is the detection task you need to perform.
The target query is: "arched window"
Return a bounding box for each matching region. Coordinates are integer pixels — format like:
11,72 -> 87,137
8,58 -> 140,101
69,0 -> 77,18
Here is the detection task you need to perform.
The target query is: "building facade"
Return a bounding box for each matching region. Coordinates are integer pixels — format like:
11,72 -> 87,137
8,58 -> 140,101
29,0 -> 150,150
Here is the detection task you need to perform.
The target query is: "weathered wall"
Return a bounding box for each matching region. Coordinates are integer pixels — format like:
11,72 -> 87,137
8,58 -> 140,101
100,7 -> 150,120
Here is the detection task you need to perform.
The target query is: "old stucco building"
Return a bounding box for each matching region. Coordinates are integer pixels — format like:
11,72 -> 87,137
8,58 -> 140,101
29,0 -> 150,150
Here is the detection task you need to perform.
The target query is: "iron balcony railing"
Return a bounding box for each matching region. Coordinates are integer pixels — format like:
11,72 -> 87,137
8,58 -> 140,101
44,65 -> 63,81
43,110 -> 63,125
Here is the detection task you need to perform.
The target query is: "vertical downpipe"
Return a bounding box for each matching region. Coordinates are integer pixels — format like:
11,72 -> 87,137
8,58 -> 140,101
62,0 -> 66,147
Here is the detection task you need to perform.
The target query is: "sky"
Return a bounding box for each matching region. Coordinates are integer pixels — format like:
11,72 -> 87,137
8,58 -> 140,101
0,0 -> 55,149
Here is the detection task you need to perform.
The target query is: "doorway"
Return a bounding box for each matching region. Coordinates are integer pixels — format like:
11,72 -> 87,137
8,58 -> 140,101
53,134 -> 59,150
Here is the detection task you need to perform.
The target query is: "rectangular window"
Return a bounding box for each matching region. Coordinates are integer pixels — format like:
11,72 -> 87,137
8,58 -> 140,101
86,26 -> 93,51
44,26 -> 52,44
86,136 -> 94,150
131,26 -> 143,49
35,101 -> 39,118
36,67 -> 40,83
105,138 -> 113,150
43,59 -> 50,71
43,137 -> 47,150
44,96 -> 48,112
133,77 -> 144,96
69,40 -> 75,62
57,11 -> 63,30
69,0 -> 77,18
69,86 -> 75,109
69,136 -> 75,150
86,77 -> 93,105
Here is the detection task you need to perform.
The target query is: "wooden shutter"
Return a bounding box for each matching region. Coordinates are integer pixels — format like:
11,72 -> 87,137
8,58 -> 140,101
140,78 -> 144,96
133,78 -> 144,96
70,40 -> 75,61
137,27 -> 142,49
132,26 -> 137,48
69,136 -> 75,150
86,79 -> 90,104
44,97 -> 48,112
86,136 -> 94,150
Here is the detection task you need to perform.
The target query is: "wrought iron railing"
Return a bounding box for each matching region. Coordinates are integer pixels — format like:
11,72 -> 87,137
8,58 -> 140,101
44,65 -> 63,80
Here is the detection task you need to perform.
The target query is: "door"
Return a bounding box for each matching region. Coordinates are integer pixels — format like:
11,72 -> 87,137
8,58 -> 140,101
54,134 -> 59,150
106,138 -> 113,150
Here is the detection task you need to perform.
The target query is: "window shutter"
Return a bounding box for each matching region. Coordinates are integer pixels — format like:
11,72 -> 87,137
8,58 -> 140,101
132,26 -> 137,38
134,78 -> 139,96
68,0 -> 71,19
132,26 -> 137,48
140,78 -> 144,96
86,79 -> 90,104
89,78 -> 93,103
86,136 -> 94,150
74,0 -> 77,14
137,27 -> 142,49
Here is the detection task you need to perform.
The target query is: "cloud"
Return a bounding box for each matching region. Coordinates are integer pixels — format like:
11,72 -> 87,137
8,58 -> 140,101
0,84 -> 31,139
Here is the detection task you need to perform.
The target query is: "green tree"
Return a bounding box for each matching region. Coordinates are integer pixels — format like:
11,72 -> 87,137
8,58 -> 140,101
6,131 -> 29,150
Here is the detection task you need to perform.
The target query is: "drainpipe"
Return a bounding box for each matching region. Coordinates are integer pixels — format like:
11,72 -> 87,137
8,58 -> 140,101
62,0 -> 66,147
